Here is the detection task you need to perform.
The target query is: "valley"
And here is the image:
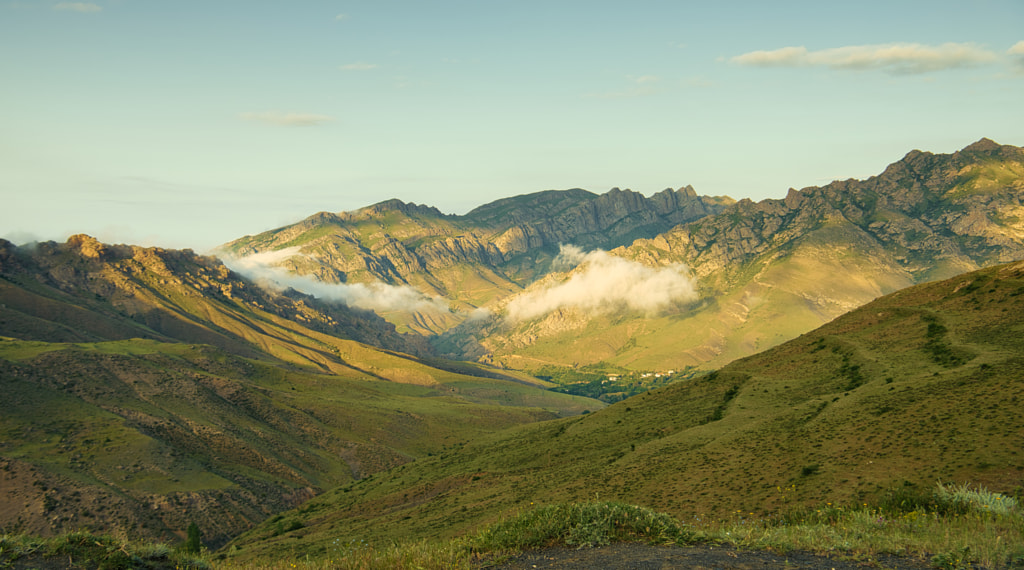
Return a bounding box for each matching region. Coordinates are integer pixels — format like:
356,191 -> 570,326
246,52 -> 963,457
224,258 -> 1024,561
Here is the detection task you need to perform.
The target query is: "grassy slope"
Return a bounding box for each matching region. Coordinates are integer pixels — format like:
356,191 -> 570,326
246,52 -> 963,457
0,238 -> 604,546
486,223 -> 917,372
0,337 -> 600,547
225,260 -> 1024,561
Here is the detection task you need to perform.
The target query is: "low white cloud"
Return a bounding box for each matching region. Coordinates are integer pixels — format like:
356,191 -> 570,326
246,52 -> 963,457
505,246 -> 698,322
340,62 -> 378,71
731,42 -> 998,74
335,13 -> 349,21
551,243 -> 586,271
220,247 -> 450,314
239,111 -> 334,127
54,2 -> 101,12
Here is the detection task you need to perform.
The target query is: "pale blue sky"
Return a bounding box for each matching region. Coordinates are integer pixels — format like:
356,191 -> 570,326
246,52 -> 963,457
2,0 -> 1022,250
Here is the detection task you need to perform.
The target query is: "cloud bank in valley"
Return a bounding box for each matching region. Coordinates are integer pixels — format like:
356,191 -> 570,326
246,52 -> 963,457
221,247 -> 450,314
505,245 -> 698,322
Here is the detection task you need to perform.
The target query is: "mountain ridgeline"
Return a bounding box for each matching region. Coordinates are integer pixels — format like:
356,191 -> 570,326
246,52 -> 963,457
218,186 -> 734,333
216,140 -> 1024,371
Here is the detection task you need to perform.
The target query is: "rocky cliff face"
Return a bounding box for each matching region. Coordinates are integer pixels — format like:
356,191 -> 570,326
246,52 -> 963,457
482,186 -> 732,257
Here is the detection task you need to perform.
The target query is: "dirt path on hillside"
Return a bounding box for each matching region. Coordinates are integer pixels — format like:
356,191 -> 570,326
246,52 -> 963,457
481,543 -> 936,569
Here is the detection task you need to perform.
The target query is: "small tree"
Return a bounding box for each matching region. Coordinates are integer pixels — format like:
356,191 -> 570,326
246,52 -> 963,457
184,522 -> 202,554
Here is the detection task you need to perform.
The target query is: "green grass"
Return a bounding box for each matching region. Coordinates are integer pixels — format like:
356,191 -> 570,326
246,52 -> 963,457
10,494 -> 1016,568
472,501 -> 694,550
222,260 -> 1024,561
216,487 -> 1023,568
0,531 -> 210,569
0,335 -> 601,547
705,482 -> 1024,569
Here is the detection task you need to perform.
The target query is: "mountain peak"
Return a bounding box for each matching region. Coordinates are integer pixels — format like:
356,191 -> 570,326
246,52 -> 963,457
66,233 -> 107,259
961,137 -> 1000,153
359,199 -> 445,218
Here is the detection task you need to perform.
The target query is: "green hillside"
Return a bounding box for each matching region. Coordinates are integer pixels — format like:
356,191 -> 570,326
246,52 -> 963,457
0,237 -> 603,547
224,259 -> 1024,561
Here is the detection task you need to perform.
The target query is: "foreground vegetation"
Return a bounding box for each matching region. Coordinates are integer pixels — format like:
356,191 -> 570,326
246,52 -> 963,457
200,483 -> 1022,569
713,482 -> 1024,570
5,483 -> 1021,568
0,531 -> 210,569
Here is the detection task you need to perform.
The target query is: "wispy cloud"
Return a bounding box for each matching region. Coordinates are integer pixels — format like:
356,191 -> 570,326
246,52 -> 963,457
54,2 -> 101,12
1009,41 -> 1024,70
339,62 -> 378,71
221,247 -> 451,314
586,75 -> 662,99
682,76 -> 714,88
335,13 -> 349,21
239,111 -> 334,127
731,42 -> 998,74
505,245 -> 698,322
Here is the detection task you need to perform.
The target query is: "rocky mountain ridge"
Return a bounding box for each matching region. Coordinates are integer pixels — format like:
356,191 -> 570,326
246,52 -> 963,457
218,186 -> 734,333
451,139 -> 1024,370
657,138 -> 1024,284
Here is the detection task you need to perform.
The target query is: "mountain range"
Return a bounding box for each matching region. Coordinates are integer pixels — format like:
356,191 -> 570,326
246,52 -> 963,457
219,138 -> 1024,373
1,138 -> 1022,554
